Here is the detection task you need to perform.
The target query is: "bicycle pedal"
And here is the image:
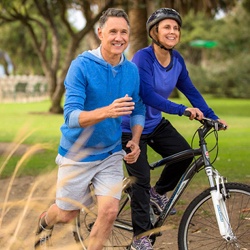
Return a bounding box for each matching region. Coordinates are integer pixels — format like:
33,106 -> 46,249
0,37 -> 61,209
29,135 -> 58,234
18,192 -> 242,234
73,231 -> 83,242
152,231 -> 162,237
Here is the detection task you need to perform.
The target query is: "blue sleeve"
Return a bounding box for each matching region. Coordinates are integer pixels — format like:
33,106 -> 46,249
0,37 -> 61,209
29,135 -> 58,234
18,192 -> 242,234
63,58 -> 86,128
175,54 -> 219,119
132,50 -> 186,116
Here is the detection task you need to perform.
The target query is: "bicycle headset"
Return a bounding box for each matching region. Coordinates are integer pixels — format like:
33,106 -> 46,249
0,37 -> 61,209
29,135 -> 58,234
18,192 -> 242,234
146,8 -> 182,51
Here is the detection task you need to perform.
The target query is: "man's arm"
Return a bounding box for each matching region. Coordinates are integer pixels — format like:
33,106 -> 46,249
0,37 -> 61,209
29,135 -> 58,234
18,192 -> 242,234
76,96 -> 135,128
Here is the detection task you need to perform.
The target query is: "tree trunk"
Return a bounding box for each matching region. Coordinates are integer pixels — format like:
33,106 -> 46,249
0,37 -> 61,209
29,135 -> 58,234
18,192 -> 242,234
50,93 -> 64,113
127,0 -> 148,60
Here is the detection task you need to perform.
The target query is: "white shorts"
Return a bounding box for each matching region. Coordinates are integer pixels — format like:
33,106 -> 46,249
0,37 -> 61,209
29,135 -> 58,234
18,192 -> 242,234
55,151 -> 125,210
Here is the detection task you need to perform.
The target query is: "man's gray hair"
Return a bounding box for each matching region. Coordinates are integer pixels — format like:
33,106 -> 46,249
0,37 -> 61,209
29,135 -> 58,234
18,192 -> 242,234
99,8 -> 130,28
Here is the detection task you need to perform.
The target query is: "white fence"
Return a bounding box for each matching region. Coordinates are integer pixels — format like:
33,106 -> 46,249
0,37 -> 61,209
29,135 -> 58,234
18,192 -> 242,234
0,75 -> 48,102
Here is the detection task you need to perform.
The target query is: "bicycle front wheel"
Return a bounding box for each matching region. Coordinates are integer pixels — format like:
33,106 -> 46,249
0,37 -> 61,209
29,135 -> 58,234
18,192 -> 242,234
74,190 -> 133,249
178,182 -> 250,250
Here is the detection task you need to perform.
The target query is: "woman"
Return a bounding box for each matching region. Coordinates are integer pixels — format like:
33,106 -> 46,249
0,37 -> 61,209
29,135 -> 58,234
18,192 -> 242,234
122,8 -> 227,250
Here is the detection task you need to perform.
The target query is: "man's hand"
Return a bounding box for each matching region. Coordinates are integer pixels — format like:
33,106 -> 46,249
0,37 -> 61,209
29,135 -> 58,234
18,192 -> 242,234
123,140 -> 141,164
107,95 -> 135,118
78,95 -> 135,127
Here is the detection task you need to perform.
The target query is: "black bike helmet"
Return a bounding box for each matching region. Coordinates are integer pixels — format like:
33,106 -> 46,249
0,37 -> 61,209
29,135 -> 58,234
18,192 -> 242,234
147,8 -> 182,36
146,8 -> 182,50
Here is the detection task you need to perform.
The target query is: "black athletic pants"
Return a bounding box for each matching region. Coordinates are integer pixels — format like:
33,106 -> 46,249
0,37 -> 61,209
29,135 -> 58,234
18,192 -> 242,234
122,118 -> 193,236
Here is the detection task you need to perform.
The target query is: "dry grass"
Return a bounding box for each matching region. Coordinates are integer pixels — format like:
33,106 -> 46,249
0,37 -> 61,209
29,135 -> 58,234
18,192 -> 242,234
0,126 -> 93,249
0,126 -> 185,250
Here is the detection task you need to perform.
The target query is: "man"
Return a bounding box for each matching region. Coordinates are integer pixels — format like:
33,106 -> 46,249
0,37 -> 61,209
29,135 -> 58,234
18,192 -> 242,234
35,8 -> 145,250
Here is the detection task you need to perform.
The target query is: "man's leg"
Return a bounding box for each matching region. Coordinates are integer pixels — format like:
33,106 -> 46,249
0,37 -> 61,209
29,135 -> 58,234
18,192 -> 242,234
45,203 -> 79,225
35,204 -> 79,248
87,196 -> 119,250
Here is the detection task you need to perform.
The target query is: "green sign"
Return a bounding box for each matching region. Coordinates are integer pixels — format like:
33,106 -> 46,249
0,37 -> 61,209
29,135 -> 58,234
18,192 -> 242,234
189,40 -> 218,48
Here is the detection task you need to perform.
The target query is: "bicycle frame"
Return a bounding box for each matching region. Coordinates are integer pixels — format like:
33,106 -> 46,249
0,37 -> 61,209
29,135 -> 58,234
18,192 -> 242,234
151,121 -> 235,242
74,116 -> 250,250
153,152 -> 204,229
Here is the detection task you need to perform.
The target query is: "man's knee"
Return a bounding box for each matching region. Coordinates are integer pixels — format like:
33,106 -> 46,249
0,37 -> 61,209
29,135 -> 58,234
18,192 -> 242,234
99,204 -> 118,222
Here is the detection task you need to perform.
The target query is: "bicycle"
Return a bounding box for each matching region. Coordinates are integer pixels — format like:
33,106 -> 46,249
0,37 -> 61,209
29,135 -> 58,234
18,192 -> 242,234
73,112 -> 250,249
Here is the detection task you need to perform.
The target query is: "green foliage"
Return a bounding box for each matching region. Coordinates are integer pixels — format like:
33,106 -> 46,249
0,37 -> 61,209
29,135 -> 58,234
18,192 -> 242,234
181,10 -> 215,43
0,1 -> 71,75
212,5 -> 250,58
179,2 -> 250,99
0,22 -> 42,74
242,0 -> 250,13
208,54 -> 250,98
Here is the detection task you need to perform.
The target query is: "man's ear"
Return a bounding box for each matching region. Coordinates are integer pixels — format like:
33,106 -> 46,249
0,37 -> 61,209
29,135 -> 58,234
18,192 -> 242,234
97,27 -> 103,40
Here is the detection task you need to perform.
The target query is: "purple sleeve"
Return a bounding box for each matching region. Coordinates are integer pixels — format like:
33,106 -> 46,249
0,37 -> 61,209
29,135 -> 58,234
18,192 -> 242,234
175,53 -> 218,119
132,51 -> 187,116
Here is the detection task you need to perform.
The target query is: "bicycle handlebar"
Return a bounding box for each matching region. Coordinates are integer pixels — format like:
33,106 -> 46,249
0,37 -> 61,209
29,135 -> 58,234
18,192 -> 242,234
149,110 -> 226,170
183,110 -> 227,131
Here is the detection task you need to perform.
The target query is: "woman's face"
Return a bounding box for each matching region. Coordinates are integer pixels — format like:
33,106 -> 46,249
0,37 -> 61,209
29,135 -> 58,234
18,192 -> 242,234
157,19 -> 180,49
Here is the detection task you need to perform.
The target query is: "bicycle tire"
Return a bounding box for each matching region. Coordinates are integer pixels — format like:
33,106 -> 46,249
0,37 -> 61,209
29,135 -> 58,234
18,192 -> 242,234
74,188 -> 133,249
178,182 -> 250,250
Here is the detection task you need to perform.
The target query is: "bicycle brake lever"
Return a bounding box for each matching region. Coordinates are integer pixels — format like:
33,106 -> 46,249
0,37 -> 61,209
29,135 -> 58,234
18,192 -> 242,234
215,122 -> 219,131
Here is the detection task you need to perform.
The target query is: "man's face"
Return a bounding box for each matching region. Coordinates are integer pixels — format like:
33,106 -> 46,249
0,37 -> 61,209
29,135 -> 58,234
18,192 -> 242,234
98,17 -> 130,58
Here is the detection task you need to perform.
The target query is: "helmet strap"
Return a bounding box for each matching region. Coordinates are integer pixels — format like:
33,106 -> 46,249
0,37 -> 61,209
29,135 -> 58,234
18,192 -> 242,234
150,25 -> 173,51
152,38 -> 173,51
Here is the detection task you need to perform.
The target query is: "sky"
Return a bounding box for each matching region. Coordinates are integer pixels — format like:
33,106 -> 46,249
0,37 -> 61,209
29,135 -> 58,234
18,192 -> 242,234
68,9 -> 86,30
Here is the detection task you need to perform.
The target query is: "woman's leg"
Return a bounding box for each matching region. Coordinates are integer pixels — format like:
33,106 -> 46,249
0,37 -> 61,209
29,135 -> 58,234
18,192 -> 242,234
122,133 -> 152,237
148,118 -> 193,194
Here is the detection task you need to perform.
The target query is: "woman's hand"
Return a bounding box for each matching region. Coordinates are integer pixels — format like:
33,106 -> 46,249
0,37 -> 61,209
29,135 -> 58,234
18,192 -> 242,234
185,107 -> 204,120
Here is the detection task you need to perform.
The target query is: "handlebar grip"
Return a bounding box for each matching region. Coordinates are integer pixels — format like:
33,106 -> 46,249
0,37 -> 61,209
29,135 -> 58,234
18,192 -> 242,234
184,110 -> 227,130
183,110 -> 191,117
218,122 -> 227,130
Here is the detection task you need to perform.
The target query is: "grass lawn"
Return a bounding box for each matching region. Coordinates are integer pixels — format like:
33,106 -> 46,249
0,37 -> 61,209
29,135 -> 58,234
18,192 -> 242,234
0,100 -> 63,177
0,98 -> 249,186
149,97 -> 250,186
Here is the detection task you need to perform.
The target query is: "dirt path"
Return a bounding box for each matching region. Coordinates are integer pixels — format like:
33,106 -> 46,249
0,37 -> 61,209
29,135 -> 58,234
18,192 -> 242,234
0,173 -> 198,250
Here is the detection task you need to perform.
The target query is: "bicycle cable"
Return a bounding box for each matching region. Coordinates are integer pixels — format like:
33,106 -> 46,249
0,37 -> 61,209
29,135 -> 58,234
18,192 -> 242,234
190,125 -> 219,169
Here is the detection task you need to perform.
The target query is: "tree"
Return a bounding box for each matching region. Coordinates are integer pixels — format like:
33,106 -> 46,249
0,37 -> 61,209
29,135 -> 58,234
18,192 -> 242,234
125,0 -> 240,61
0,0 -> 240,112
0,0 -> 115,113
126,0 -> 148,59
0,21 -> 46,75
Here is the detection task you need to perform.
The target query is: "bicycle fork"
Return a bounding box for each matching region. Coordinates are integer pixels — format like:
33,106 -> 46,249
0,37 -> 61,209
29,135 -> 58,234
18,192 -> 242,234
210,169 -> 238,245
200,126 -> 238,245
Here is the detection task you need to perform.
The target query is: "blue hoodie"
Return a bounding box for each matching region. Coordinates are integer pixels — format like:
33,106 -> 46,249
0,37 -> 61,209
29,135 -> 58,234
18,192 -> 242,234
58,48 -> 145,162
